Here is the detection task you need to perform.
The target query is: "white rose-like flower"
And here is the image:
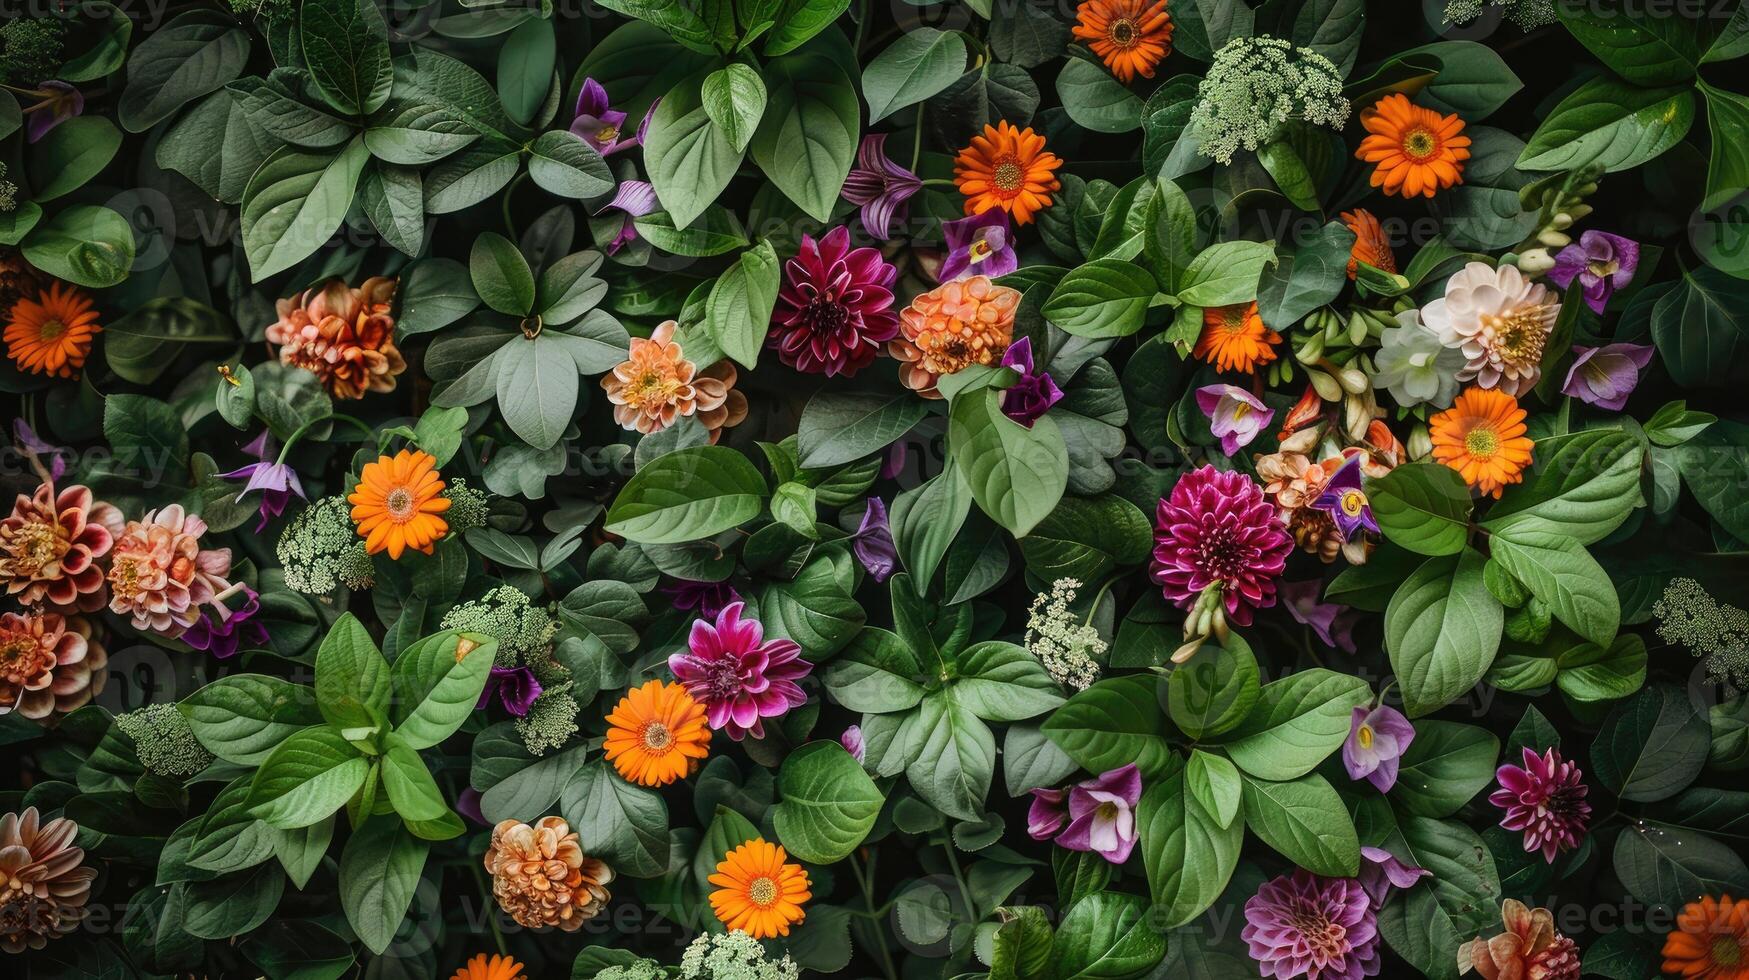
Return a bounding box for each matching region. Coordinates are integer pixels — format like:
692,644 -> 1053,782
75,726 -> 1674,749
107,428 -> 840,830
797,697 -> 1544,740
1373,310 -> 1466,409
1420,261 -> 1561,396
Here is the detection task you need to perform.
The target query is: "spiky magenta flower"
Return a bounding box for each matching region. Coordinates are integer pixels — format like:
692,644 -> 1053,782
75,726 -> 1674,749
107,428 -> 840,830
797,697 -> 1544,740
1150,465 -> 1293,627
668,602 -> 811,740
1243,870 -> 1381,980
768,226 -> 899,377
1489,746 -> 1592,863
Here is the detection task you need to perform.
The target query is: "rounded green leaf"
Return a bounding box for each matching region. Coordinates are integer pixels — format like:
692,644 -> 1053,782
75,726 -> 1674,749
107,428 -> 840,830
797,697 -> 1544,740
772,742 -> 884,864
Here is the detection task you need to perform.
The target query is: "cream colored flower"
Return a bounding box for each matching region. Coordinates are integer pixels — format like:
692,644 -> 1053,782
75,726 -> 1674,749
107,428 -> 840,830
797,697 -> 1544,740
107,505 -> 233,638
1420,261 -> 1559,397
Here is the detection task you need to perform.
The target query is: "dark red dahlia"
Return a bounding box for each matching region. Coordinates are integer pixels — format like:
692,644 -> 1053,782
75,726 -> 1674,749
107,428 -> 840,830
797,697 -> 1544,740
1150,465 -> 1292,627
1489,746 -> 1592,863
768,226 -> 899,377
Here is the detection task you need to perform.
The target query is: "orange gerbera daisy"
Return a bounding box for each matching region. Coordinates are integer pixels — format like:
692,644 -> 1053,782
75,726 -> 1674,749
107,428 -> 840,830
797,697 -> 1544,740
450,954 -> 525,980
348,449 -> 451,559
603,679 -> 711,787
4,282 -> 101,378
1429,387 -> 1534,499
954,121 -> 1063,225
1356,94 -> 1471,199
1193,302 -> 1279,374
1072,0 -> 1174,84
708,839 -> 811,939
1339,209 -> 1397,279
1664,895 -> 1749,980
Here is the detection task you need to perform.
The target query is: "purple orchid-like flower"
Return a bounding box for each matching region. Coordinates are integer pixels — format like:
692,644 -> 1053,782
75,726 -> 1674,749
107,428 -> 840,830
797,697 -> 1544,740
841,725 -> 866,764
1195,384 -> 1274,455
1358,846 -> 1430,908
1027,787 -> 1068,840
1278,579 -> 1357,653
595,179 -> 658,255
664,578 -> 742,620
841,134 -> 922,241
1057,763 -> 1143,864
1000,338 -> 1064,428
569,78 -> 656,156
1547,230 -> 1639,314
182,584 -> 269,659
1311,456 -> 1379,543
477,665 -> 543,717
25,82 -> 84,143
1343,703 -> 1415,793
13,419 -> 68,483
1561,342 -> 1654,412
218,432 -> 306,531
940,209 -> 1018,282
851,498 -> 898,583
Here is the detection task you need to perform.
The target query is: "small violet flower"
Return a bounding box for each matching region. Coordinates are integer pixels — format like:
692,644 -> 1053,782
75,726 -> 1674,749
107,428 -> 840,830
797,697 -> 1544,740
841,725 -> 866,764
1343,703 -> 1414,792
182,584 -> 269,659
25,82 -> 84,144
1358,846 -> 1429,908
595,179 -> 658,255
1000,338 -> 1063,428
940,209 -> 1018,282
569,78 -> 655,156
12,419 -> 68,483
1547,231 -> 1639,314
1195,384 -> 1274,455
664,579 -> 742,620
1057,763 -> 1143,864
1310,455 -> 1378,542
218,432 -> 306,531
841,134 -> 922,241
1027,787 -> 1068,840
851,498 -> 898,583
477,665 -> 543,717
1278,579 -> 1357,653
1561,343 -> 1654,412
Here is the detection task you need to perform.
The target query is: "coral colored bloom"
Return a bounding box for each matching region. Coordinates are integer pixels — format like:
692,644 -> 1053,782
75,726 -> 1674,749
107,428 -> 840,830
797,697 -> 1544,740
603,680 -> 711,786
1547,230 -> 1639,314
1057,763 -> 1142,864
1195,384 -> 1274,455
1356,94 -> 1470,199
1073,0 -> 1174,84
182,585 -> 269,660
266,277 -> 405,399
940,210 -> 1018,282
1489,746 -> 1592,863
1311,456 -> 1378,543
1422,261 -> 1560,396
1429,388 -> 1534,498
668,602 -> 811,740
108,506 -> 233,639
954,121 -> 1063,225
1243,870 -> 1381,980
851,498 -> 898,583
890,275 -> 1021,398
841,134 -> 922,241
709,839 -> 811,938
1256,452 -> 1357,564
450,953 -> 525,980
1663,895 -> 1749,980
1150,465 -> 1292,627
602,320 -> 746,441
1194,303 -> 1279,374
0,482 -> 119,612
1000,338 -> 1063,427
1339,209 -> 1397,279
1460,900 -> 1581,980
4,282 -> 100,379
483,816 -> 613,931
0,806 -> 98,951
349,449 -> 451,559
769,226 -> 899,377
0,611 -> 105,719
1343,703 -> 1414,792
1561,343 -> 1654,412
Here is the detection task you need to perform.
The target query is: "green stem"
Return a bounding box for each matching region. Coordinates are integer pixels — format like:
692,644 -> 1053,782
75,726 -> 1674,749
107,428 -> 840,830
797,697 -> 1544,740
911,102 -> 926,173
469,862 -> 509,955
940,838 -> 977,944
274,413 -> 377,465
850,853 -> 899,980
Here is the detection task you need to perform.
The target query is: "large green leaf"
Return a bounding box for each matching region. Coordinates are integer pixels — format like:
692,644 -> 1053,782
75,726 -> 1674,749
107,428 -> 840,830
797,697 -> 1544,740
1137,755 -> 1241,928
797,391 -> 930,468
750,51 -> 859,221
1385,549 -> 1504,717
117,12 -> 249,132
1391,721 -> 1498,818
863,28 -> 968,122
1487,529 -> 1620,647
952,641 -> 1065,722
1240,772 -> 1360,877
245,728 -> 369,830
605,446 -> 769,543
1516,78 -> 1693,173
1043,675 -> 1175,778
1367,463 -> 1473,556
1218,668 -> 1370,780
645,73 -> 745,229
1591,684 -> 1709,804
181,675 -> 323,766
388,629 -> 497,749
561,760 -> 670,877
1047,892 -> 1166,980
949,388 -> 1069,537
772,742 -> 883,863
300,0 -> 395,116
1557,0 -> 1702,85
1481,429 -> 1643,545
903,688 -> 997,821
240,139 -> 369,282
338,816 -> 429,954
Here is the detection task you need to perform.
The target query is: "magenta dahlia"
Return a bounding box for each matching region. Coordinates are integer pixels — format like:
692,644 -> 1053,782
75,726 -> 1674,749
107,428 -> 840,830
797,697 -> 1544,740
768,226 -> 899,377
1150,465 -> 1293,627
1489,746 -> 1592,863
667,601 -> 811,740
1243,871 -> 1381,980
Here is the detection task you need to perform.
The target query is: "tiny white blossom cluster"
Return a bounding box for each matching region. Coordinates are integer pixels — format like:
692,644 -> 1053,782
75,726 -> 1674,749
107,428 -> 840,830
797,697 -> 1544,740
1445,0 -> 1557,31
678,930 -> 800,980
1191,35 -> 1351,165
1025,577 -> 1106,691
1655,577 -> 1749,688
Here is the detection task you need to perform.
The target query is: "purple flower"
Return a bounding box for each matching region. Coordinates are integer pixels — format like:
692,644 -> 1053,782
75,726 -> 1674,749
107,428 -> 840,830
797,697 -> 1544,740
569,78 -> 654,156
841,725 -> 866,764
1150,466 -> 1293,628
940,210 -> 1017,282
1357,847 -> 1429,909
1056,763 -> 1142,864
1342,704 -> 1415,793
668,601 -> 812,740
999,338 -> 1063,428
182,585 -> 269,659
24,82 -> 84,143
664,579 -> 741,620
1195,384 -> 1274,455
1561,342 -> 1654,412
1547,231 -> 1639,314
1278,580 -> 1356,653
1243,871 -> 1381,980
218,432 -> 305,531
851,498 -> 898,583
477,665 -> 543,716
456,787 -> 487,825
12,419 -> 68,483
1490,746 -> 1592,863
595,179 -> 658,256
1026,787 -> 1068,840
841,134 -> 922,241
1310,456 -> 1378,543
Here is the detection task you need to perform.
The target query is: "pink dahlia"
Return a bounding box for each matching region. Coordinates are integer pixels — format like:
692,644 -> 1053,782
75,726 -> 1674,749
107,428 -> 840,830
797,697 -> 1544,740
768,226 -> 899,377
1243,870 -> 1381,980
668,602 -> 811,740
1489,746 -> 1591,863
1150,465 -> 1293,627
106,505 -> 234,639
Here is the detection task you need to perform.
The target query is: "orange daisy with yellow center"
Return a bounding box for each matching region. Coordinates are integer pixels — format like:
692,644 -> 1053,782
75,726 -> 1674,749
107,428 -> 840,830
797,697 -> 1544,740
954,121 -> 1063,225
1355,94 -> 1471,199
1429,387 -> 1534,499
1664,895 -> 1749,980
449,954 -> 525,980
1338,208 -> 1397,279
348,449 -> 451,559
708,838 -> 811,939
5,282 -> 102,379
1072,0 -> 1174,84
603,679 -> 711,787
1193,302 -> 1279,374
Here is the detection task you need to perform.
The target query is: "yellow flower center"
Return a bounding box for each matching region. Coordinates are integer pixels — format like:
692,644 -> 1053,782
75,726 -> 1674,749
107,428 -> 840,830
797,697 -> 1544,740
1356,724 -> 1374,749
1401,127 -> 1438,162
596,124 -> 619,143
1231,401 -> 1251,422
1107,18 -> 1138,47
1713,938 -> 1743,966
1484,309 -> 1551,364
1341,490 -> 1366,517
1587,257 -> 1619,279
1096,800 -> 1119,821
386,487 -> 416,522
0,630 -> 42,681
641,721 -> 673,752
1220,308 -> 1250,334
1464,425 -> 1500,461
37,318 -> 66,341
2,520 -> 63,576
992,158 -> 1025,195
748,876 -> 779,908
110,555 -> 143,601
969,238 -> 993,263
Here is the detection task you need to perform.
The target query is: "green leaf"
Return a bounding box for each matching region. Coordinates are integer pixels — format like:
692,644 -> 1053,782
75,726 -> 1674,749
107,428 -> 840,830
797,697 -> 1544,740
1138,755 -> 1242,928
953,641 -> 1065,722
758,560 -> 866,656
1240,772 -> 1360,877
1018,494 -> 1152,584
380,734 -> 448,823
645,73 -> 745,229
1556,634 -> 1648,703
891,465 -> 972,587
300,0 -> 395,116
607,446 -> 768,543
864,28 -> 968,122
20,205 -> 138,288
494,333 -> 580,450
313,614 -> 390,735
497,18 -> 556,125
1614,821 -> 1749,911
1516,78 -> 1693,173
527,130 -> 615,199
188,778 -> 278,874
1391,721 -> 1498,818
1186,750 -> 1242,829
240,140 -> 369,282
750,51 -> 860,222
949,389 -> 1069,537
1218,668 -> 1370,780
904,688 -> 997,821
634,206 -> 751,256
470,232 -> 536,316
1043,674 -> 1175,778
117,13 -> 249,132
359,163 -> 424,256
363,100 -> 478,165
707,240 -> 780,368
701,63 -> 767,152
561,760 -> 670,877
1487,529 -> 1619,647
1056,57 -> 1143,133
245,727 -> 369,830
1652,269 -> 1749,389
183,863 -> 285,940
1377,818 -> 1501,976
1367,463 -> 1473,556
1167,634 -> 1262,741
1386,549 -> 1504,717
27,117 -> 122,202
772,742 -> 883,863
824,628 -> 926,713
1256,220 -> 1354,329
1556,0 -> 1701,85
798,391 -> 931,469
1042,260 -> 1158,338
182,675 -> 324,766
389,629 -> 497,749
1699,81 -> 1749,218
339,816 -> 429,954
1481,429 -> 1643,545
1591,683 -> 1709,803
763,0 -> 851,56
1048,892 -> 1166,980
1175,240 -> 1276,306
